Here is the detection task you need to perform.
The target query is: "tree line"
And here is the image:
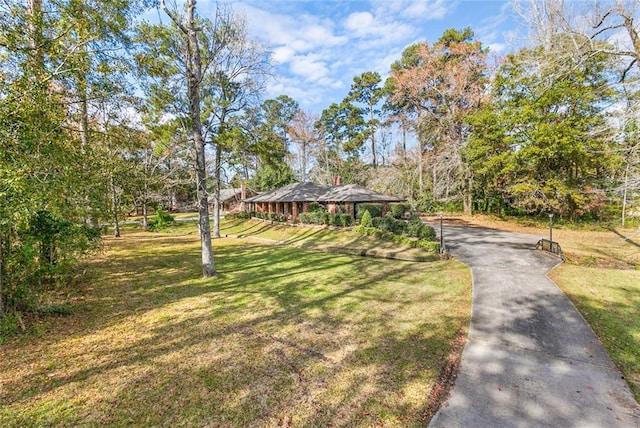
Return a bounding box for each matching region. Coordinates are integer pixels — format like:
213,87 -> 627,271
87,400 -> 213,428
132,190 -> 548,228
1,0 -> 639,322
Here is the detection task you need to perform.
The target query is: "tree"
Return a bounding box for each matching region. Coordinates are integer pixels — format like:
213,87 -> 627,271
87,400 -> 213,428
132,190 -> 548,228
0,0 -> 131,316
388,28 -> 489,214
514,0 -> 640,81
200,8 -> 271,238
314,102 -> 371,185
288,109 -> 320,181
467,36 -> 619,218
513,0 -> 640,221
345,71 -> 388,168
138,0 -> 219,277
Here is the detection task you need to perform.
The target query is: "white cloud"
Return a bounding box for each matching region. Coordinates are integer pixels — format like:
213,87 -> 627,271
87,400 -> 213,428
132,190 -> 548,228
345,11 -> 375,34
272,46 -> 295,64
372,0 -> 455,21
343,9 -> 416,45
290,54 -> 329,81
487,42 -> 507,53
238,3 -> 347,57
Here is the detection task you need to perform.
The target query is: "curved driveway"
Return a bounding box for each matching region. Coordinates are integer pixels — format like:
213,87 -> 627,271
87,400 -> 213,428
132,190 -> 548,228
429,225 -> 640,427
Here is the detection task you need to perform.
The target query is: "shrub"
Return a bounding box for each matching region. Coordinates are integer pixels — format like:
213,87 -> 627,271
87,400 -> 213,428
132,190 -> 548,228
299,212 -> 314,224
417,224 -> 436,241
380,213 -> 406,235
0,312 -> 22,344
148,209 -> 175,231
336,213 -> 352,227
229,211 -> 253,220
308,202 -> 323,212
360,210 -> 373,227
356,204 -> 383,219
390,203 -> 410,219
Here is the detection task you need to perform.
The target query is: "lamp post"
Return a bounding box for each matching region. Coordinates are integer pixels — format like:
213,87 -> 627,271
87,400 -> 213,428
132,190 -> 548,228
439,213 -> 444,253
548,212 -> 554,242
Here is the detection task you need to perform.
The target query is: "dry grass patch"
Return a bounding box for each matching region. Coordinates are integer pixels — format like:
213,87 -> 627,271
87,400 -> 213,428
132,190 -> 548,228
0,229 -> 470,426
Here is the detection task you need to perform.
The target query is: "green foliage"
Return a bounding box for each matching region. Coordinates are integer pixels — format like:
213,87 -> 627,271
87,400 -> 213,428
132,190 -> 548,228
250,161 -> 296,192
354,212 -> 437,252
359,210 -> 373,227
40,304 -> 74,317
379,213 -> 407,235
298,210 -> 352,227
406,216 -> 436,240
148,209 -> 176,231
467,39 -> 619,219
1,211 -> 100,315
308,202 -> 323,212
356,204 -> 383,219
0,312 -> 22,344
389,203 -> 411,219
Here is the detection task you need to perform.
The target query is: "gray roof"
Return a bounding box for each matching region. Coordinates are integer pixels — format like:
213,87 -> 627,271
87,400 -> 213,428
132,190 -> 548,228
317,184 -> 405,203
243,182 -> 405,204
208,188 -> 241,203
243,182 -> 330,203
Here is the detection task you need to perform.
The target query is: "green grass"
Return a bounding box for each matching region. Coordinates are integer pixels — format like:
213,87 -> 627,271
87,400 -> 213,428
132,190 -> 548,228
0,227 -> 470,426
220,217 -> 439,261
549,265 -> 640,401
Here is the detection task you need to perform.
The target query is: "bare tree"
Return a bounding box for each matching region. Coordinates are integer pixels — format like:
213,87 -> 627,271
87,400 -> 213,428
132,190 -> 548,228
288,109 -> 319,181
513,0 -> 640,80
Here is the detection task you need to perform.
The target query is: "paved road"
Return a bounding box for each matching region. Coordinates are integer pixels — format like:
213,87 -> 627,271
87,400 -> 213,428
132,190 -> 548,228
429,225 -> 640,427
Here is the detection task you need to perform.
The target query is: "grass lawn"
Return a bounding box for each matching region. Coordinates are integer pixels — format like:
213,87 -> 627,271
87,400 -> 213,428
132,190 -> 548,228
220,217 -> 439,261
440,214 -> 640,401
0,222 -> 470,427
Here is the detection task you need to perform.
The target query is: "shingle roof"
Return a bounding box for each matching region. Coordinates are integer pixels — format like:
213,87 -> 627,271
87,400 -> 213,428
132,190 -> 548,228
317,184 -> 405,203
208,188 -> 241,203
243,182 -> 405,204
243,182 -> 330,203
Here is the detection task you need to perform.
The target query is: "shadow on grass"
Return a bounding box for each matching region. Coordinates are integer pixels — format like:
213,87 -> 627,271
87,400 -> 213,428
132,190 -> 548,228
608,226 -> 640,249
0,232 -> 468,426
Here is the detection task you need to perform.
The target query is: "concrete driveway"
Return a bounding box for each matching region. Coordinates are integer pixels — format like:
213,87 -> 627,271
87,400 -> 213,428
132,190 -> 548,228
429,225 -> 640,427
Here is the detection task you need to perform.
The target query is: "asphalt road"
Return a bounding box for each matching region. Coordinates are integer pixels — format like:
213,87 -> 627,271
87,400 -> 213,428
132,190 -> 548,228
428,224 -> 640,427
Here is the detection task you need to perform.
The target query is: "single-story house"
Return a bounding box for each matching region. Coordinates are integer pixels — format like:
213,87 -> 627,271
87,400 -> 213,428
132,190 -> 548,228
208,185 -> 256,213
243,181 -> 405,220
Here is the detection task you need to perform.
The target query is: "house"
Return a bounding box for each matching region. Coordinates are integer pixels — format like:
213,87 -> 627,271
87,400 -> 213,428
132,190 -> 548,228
208,184 -> 256,213
243,181 -> 405,220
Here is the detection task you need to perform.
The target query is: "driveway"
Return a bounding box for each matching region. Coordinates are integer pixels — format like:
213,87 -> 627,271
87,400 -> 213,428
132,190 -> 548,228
429,225 -> 640,427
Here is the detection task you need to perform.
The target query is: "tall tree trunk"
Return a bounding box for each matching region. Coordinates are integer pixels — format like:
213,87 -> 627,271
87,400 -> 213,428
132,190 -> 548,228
141,180 -> 149,231
462,168 -> 473,216
110,174 -> 121,238
621,157 -> 630,227
162,0 -> 216,277
213,144 -> 222,238
302,141 -> 307,181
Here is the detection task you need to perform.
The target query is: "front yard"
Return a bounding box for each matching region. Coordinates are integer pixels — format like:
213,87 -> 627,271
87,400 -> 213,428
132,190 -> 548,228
0,222 -> 470,426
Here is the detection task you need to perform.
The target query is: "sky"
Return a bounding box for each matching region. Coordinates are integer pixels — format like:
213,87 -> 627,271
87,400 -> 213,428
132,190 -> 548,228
215,0 -> 523,114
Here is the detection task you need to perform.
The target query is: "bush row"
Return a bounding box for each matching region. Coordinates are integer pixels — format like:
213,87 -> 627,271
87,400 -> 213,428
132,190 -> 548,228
299,211 -> 353,226
355,210 -> 439,252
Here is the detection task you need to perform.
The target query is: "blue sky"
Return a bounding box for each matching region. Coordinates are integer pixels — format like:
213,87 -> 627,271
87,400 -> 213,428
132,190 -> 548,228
219,0 -> 521,113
